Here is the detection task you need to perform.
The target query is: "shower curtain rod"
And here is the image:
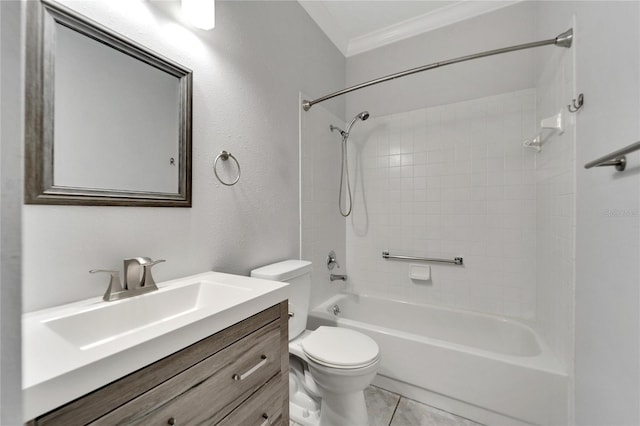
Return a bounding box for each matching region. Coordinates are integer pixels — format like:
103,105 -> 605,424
302,29 -> 573,111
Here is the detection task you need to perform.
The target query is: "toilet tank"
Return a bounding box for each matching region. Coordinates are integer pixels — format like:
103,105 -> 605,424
251,260 -> 312,340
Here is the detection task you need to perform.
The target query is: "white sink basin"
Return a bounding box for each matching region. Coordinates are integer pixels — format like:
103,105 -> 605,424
23,271 -> 288,421
43,281 -> 250,350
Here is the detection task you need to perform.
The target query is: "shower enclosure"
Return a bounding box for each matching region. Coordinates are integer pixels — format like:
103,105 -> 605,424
300,4 -> 575,424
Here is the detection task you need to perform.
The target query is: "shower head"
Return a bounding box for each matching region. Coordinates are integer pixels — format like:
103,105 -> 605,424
345,110 -> 370,134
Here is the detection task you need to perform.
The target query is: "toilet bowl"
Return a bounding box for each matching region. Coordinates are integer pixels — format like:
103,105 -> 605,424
251,260 -> 379,426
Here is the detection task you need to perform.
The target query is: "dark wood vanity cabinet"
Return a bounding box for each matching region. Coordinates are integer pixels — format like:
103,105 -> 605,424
28,302 -> 289,426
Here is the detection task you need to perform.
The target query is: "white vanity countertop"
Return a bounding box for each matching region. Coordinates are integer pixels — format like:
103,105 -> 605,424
22,271 -> 289,421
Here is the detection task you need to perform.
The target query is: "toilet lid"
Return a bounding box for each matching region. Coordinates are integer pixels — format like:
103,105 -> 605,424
301,327 -> 379,368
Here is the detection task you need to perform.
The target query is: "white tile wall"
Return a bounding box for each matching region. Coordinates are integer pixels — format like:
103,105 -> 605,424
300,97 -> 348,308
345,90 -> 538,319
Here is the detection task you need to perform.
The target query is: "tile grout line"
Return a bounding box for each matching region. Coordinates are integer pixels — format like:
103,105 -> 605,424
387,396 -> 402,426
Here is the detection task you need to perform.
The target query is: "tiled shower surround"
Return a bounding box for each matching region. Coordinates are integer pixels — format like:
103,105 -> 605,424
345,89 -> 539,319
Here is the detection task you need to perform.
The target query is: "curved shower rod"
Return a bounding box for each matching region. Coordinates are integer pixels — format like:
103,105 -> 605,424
302,29 -> 573,111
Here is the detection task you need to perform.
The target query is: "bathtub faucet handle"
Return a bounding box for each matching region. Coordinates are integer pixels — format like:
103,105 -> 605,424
327,250 -> 340,270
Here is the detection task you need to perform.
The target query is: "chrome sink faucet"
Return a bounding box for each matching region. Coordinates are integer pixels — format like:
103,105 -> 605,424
91,257 -> 165,301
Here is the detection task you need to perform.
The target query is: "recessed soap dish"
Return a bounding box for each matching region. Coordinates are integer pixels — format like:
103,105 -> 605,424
409,264 -> 431,281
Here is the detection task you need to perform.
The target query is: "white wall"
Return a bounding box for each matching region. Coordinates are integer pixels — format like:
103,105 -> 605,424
532,1 -> 640,423
300,97 -> 347,308
345,90 -> 538,319
345,1 -> 537,118
565,1 -> 640,424
1,1 -> 24,423
22,0 -> 345,312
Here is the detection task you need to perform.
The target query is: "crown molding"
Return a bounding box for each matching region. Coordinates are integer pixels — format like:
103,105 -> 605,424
346,1 -> 522,57
298,0 -> 350,56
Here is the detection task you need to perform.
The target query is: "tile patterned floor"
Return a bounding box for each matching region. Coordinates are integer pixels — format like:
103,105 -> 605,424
366,386 -> 484,426
291,385 -> 484,426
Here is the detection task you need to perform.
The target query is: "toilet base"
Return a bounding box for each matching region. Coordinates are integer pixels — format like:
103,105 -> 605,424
289,354 -> 369,426
289,359 -> 320,426
290,400 -> 320,426
289,330 -> 378,426
319,390 -> 369,426
290,389 -> 369,426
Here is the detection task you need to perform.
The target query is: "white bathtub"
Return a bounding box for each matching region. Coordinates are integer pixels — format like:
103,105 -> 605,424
307,294 -> 568,426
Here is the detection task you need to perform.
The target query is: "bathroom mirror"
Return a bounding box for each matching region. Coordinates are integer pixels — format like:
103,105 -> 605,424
25,0 -> 193,206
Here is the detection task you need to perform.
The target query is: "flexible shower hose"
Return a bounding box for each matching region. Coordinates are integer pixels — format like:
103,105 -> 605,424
339,136 -> 352,217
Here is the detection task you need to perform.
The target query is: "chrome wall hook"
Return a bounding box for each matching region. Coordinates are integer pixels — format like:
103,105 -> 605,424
568,93 -> 584,113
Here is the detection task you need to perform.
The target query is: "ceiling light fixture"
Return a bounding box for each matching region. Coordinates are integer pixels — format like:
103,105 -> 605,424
182,0 -> 215,30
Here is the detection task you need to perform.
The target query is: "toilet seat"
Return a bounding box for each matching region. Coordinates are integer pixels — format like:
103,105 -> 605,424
300,326 -> 379,369
304,352 -> 378,370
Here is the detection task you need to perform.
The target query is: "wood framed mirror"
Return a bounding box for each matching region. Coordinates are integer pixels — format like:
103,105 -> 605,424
25,0 -> 193,207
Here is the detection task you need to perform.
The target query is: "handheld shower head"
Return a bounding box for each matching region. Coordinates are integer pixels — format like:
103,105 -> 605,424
329,110 -> 370,218
345,111 -> 370,134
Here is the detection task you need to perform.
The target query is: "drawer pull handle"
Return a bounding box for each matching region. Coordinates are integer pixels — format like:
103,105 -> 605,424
232,354 -> 268,381
260,413 -> 270,426
167,417 -> 176,425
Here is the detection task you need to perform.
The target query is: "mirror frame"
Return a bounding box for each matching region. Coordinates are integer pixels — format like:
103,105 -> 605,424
25,0 -> 193,207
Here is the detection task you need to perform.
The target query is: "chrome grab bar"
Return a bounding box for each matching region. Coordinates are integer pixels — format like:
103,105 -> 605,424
382,251 -> 463,266
584,141 -> 640,172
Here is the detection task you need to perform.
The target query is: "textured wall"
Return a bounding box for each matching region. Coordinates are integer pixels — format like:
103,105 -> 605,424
22,1 -> 345,312
1,1 -> 24,422
568,2 -> 640,424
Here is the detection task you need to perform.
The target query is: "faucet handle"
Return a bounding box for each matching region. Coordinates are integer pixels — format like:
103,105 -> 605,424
327,250 -> 340,270
89,269 -> 123,301
138,258 -> 166,267
139,258 -> 165,289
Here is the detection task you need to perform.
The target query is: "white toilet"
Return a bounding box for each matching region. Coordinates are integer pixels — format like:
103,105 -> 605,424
251,260 -> 379,426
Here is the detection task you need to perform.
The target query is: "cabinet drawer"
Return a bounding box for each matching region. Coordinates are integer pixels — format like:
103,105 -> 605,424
91,321 -> 282,425
32,304 -> 282,426
218,374 -> 286,426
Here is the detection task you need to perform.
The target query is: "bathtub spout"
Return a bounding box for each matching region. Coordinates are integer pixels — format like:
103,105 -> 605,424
330,274 -> 347,282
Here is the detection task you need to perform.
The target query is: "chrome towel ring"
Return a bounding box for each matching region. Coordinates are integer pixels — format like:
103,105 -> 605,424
213,150 -> 240,186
